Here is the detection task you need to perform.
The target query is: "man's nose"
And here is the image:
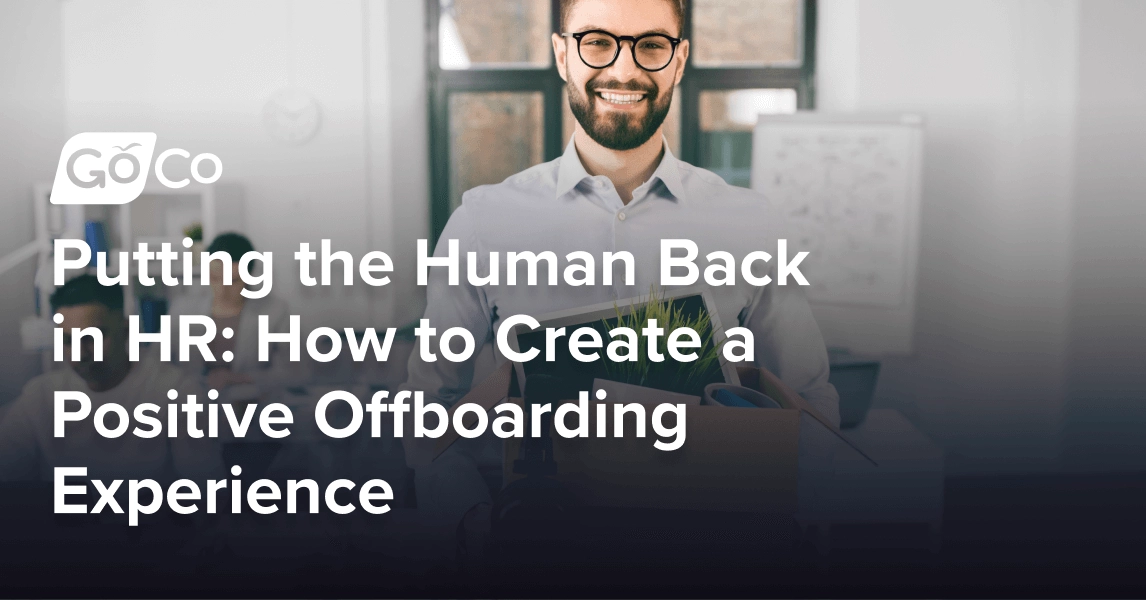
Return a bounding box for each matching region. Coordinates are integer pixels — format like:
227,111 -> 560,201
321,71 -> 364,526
603,40 -> 643,82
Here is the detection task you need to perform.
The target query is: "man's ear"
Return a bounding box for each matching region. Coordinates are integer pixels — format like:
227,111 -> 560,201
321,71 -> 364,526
672,39 -> 689,86
552,32 -> 569,82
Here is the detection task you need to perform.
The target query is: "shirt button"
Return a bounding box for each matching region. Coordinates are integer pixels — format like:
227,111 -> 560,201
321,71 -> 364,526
617,212 -> 627,222
596,179 -> 609,190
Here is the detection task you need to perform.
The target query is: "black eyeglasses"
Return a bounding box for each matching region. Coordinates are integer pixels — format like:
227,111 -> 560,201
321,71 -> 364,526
560,30 -> 682,72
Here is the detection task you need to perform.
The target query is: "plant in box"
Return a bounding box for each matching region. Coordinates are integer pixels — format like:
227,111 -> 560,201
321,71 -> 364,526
593,288 -> 731,405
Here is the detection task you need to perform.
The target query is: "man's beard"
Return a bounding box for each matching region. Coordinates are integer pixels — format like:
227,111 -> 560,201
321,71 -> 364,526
568,76 -> 672,151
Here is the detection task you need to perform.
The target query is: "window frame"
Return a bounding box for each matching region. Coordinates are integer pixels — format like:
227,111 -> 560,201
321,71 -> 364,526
426,0 -> 816,243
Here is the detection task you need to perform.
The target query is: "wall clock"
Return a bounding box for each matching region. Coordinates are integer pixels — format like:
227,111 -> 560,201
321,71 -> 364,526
262,89 -> 322,145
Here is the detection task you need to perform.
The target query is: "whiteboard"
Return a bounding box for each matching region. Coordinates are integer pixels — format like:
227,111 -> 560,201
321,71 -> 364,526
751,113 -> 924,355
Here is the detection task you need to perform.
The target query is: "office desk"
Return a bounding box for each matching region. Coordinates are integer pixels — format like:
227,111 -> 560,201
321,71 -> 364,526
799,408 -> 945,554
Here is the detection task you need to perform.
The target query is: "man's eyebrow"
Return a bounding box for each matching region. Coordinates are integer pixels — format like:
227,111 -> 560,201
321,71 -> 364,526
572,25 -> 678,37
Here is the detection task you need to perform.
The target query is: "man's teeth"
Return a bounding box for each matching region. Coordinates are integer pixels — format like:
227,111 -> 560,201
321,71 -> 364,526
598,91 -> 645,104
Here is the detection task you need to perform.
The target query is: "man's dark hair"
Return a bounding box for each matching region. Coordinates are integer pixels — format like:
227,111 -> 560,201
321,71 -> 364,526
206,232 -> 256,262
50,274 -> 125,313
559,0 -> 685,34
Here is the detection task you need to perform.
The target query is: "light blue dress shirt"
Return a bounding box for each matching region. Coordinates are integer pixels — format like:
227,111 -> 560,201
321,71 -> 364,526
405,138 -> 839,521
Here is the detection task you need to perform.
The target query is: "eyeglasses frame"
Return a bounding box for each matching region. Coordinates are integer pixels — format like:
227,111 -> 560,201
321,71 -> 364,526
560,29 -> 684,72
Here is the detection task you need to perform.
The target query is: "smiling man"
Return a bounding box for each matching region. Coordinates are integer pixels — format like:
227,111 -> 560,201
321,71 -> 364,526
556,0 -> 686,200
406,0 -> 838,539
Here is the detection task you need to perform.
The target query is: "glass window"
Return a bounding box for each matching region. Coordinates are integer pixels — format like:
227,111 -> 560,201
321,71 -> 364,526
449,92 -> 545,211
439,0 -> 552,69
692,0 -> 802,67
698,89 -> 797,188
561,87 -> 682,156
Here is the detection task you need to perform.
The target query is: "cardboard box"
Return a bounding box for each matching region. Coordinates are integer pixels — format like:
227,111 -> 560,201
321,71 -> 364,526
501,384 -> 800,513
407,288 -> 874,515
409,361 -> 872,515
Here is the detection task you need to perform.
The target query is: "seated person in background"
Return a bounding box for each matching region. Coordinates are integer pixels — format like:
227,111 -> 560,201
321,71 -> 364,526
0,275 -> 220,481
168,232 -> 296,393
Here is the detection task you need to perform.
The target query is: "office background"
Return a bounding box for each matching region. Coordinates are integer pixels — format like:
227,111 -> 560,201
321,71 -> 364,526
1,0 -> 1144,484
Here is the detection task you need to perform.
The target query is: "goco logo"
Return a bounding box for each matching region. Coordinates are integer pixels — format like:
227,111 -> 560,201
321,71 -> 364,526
50,133 -> 222,205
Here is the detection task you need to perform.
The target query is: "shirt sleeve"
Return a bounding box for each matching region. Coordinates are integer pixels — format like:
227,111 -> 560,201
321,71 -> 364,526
0,383 -> 45,482
740,273 -> 841,427
403,203 -> 495,408
401,203 -> 495,523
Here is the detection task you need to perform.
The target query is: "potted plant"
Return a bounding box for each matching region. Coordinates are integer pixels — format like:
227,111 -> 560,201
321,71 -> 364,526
593,288 -> 729,405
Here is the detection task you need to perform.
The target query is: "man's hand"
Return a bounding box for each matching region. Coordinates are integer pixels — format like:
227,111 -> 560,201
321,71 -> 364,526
738,365 -> 873,462
736,364 -> 803,409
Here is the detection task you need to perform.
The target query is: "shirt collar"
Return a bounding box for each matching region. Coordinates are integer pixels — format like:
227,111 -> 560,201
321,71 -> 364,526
650,140 -> 686,202
555,136 -> 687,203
555,138 -> 592,200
